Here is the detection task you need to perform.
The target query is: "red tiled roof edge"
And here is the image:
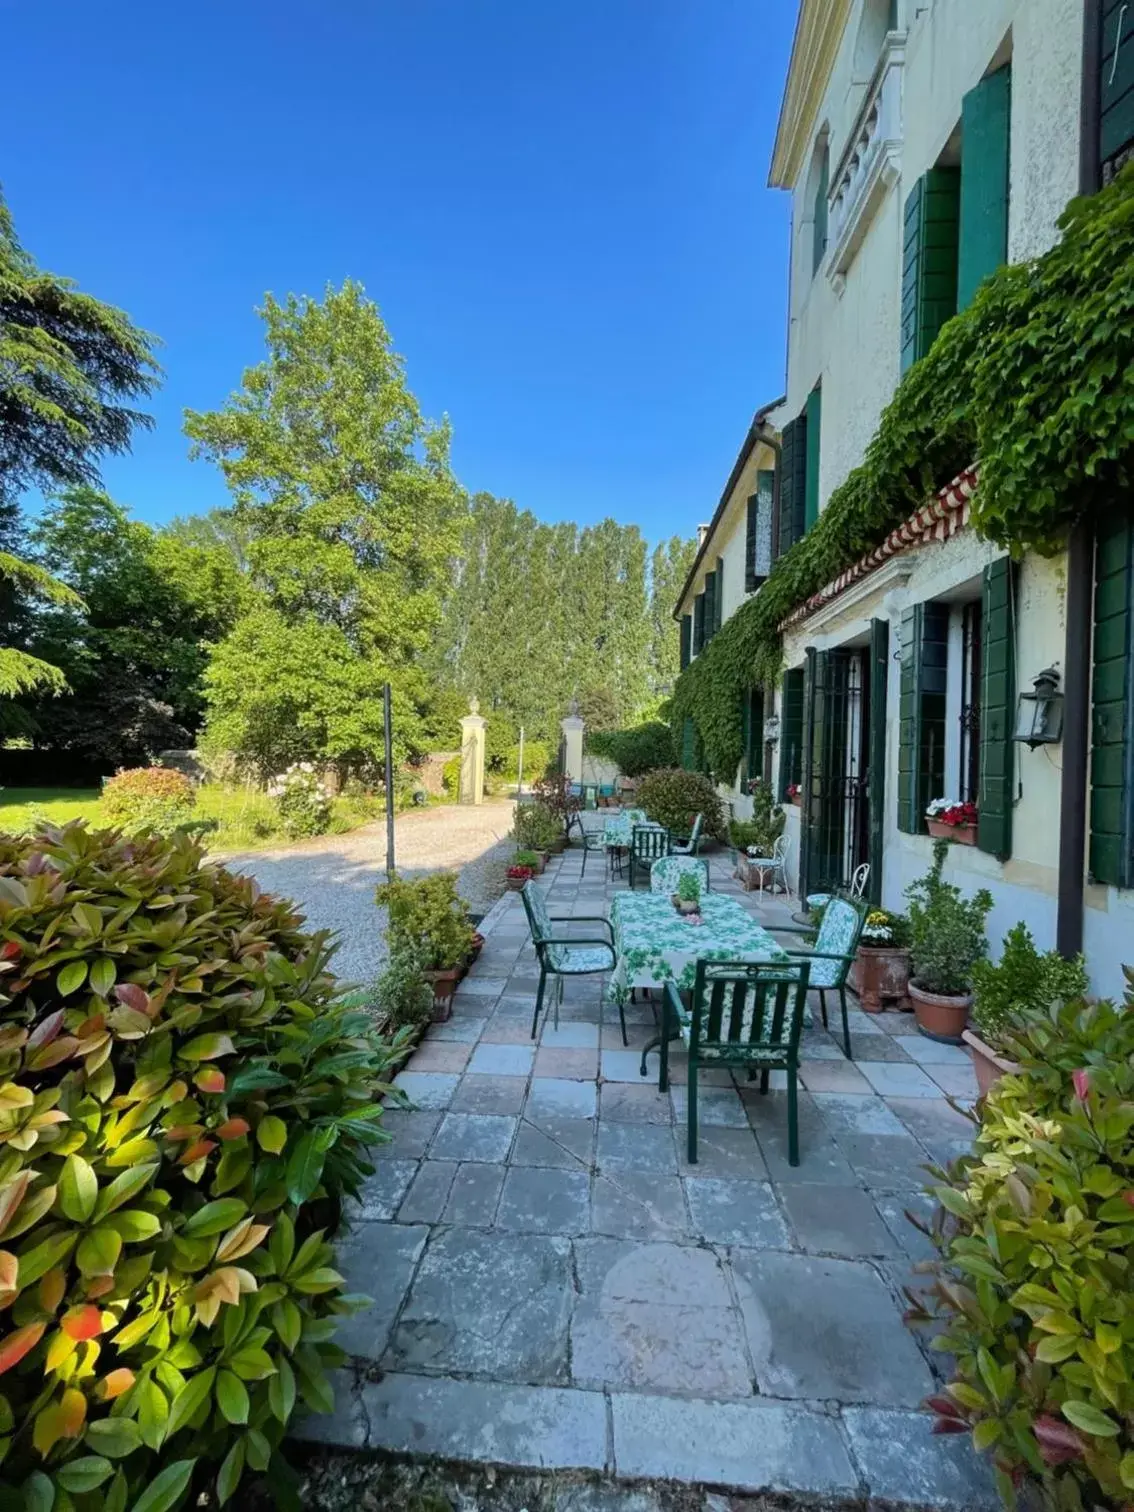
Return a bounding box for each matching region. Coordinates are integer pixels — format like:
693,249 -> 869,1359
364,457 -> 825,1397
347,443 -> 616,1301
778,463 -> 980,630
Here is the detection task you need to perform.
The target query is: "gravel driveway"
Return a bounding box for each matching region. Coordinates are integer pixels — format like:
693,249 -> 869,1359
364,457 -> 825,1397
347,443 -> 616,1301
217,799 -> 517,985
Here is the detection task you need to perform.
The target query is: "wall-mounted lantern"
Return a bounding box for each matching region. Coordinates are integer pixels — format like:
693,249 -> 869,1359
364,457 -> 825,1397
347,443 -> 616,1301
1014,666 -> 1064,749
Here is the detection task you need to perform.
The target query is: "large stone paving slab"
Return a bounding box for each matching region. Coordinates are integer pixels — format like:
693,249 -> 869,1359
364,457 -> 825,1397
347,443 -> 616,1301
591,1169 -> 690,1241
385,1228 -> 574,1384
729,1249 -> 934,1405
843,1406 -> 997,1508
334,1222 -> 427,1359
571,1239 -> 753,1397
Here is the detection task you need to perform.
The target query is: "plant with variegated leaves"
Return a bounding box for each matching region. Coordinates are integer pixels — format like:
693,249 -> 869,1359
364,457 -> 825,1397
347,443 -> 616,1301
906,982 -> 1134,1509
0,821 -> 411,1512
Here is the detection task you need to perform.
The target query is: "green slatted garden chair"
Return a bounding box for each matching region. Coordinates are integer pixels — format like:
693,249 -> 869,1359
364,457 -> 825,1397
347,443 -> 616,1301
773,895 -> 867,1059
629,824 -> 671,889
650,856 -> 710,895
520,881 -> 622,1043
658,957 -> 812,1165
579,823 -> 608,879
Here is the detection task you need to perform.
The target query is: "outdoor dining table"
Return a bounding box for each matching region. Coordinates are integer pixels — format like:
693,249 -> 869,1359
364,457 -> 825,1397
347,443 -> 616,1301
607,891 -> 787,1005
601,809 -> 658,848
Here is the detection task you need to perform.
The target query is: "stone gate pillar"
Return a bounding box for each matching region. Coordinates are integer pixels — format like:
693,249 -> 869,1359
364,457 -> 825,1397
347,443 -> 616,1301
459,699 -> 487,805
561,701 -> 585,787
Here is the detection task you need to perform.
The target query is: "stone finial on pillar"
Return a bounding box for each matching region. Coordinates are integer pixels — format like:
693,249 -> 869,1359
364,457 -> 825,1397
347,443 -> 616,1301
459,699 -> 487,806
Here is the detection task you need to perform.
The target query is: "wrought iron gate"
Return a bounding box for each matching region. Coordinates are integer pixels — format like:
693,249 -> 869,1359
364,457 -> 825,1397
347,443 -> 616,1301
801,647 -> 870,897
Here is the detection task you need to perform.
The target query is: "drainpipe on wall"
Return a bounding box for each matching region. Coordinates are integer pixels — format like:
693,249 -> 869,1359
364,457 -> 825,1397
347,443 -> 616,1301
1056,0 -> 1102,958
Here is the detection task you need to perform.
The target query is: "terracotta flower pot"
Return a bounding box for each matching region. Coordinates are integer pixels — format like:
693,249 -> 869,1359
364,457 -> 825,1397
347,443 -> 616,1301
671,894 -> 699,915
849,945 -> 911,1013
909,980 -> 971,1044
926,818 -> 977,845
423,965 -> 461,1022
505,874 -> 530,891
962,1028 -> 1019,1097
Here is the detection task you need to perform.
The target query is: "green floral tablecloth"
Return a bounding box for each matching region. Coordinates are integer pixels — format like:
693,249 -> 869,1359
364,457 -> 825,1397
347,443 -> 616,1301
602,811 -> 657,848
608,892 -> 787,1004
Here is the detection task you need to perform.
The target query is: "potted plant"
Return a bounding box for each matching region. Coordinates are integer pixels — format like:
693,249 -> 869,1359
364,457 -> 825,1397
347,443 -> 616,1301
785,783 -> 801,807
848,908 -> 912,1013
514,846 -> 544,876
964,922 -> 1088,1095
506,863 -> 534,891
671,870 -> 702,915
375,871 -> 477,1020
904,839 -> 993,1042
512,801 -> 563,857
925,797 -> 978,844
373,944 -> 435,1033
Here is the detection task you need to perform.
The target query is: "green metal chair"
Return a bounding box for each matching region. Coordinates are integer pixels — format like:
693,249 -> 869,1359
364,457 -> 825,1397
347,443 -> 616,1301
520,881 -> 622,1042
669,812 -> 704,857
628,824 -> 671,889
579,824 -> 609,879
773,895 -> 867,1059
658,957 -> 812,1165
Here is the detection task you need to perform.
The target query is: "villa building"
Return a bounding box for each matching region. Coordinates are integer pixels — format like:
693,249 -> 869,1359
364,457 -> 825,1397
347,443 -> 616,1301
677,0 -> 1134,995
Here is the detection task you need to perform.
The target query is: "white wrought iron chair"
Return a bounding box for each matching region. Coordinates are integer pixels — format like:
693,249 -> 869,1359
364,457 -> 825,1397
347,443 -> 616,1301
749,833 -> 790,899
805,861 -> 870,916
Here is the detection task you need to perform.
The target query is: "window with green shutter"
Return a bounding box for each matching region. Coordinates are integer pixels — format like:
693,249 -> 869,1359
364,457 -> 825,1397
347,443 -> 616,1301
1089,507 -> 1134,887
900,168 -> 960,374
780,667 -> 805,799
801,648 -> 852,898
812,143 -> 829,276
703,571 -> 716,645
805,386 -> 822,531
693,593 -> 705,655
679,614 -> 691,671
745,468 -> 774,592
867,618 -> 889,905
777,415 -> 808,559
958,64 -> 1011,310
977,557 -> 1015,859
1101,0 -> 1134,179
897,601 -> 949,832
716,556 -> 725,631
740,687 -> 764,787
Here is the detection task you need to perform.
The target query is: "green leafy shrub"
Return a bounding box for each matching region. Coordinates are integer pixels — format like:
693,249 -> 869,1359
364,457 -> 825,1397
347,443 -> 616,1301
376,872 -> 475,972
266,763 -> 331,839
905,839 -> 992,996
101,768 -> 195,836
971,923 -> 1089,1051
513,849 -> 541,869
730,781 -> 785,855
675,871 -> 701,905
586,723 -> 675,778
0,822 -> 410,1509
532,773 -> 575,827
512,804 -> 561,852
911,984 -> 1134,1508
635,768 -> 727,843
372,947 -> 434,1030
503,741 -> 549,785
441,756 -> 461,798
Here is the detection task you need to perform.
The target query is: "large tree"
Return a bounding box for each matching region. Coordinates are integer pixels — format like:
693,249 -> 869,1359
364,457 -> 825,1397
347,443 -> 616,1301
648,534 -> 697,698
185,282 -> 466,775
0,191 -> 159,697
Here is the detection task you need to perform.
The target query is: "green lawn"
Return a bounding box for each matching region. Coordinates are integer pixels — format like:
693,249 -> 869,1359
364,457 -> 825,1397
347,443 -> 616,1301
0,784 -> 385,850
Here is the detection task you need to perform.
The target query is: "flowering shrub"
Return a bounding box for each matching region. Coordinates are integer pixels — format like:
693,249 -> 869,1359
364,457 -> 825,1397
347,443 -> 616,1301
910,984 -> 1134,1508
0,822 -> 409,1508
267,764 -> 331,839
506,865 -> 534,882
926,798 -> 979,828
101,768 -> 196,836
785,783 -> 801,802
861,909 -> 911,947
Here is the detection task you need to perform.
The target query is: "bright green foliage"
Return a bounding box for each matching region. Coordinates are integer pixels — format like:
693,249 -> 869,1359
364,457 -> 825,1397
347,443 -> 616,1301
371,947 -> 434,1031
729,781 -> 785,855
672,166 -> 1134,778
905,840 -> 992,996
913,984 -> 1134,1508
512,805 -> 562,853
971,923 -> 1089,1051
186,283 -> 465,775
0,822 -> 409,1508
586,722 -> 675,777
376,872 -> 475,973
649,537 -> 697,697
675,871 -> 702,905
635,768 -> 727,844
265,765 -> 331,840
101,768 -> 196,836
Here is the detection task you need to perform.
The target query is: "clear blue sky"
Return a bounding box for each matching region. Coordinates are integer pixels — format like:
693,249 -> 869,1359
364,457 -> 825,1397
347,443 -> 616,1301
1,1 -> 794,542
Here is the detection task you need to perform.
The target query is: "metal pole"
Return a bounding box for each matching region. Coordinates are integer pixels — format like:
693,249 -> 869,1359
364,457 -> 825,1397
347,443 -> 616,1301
517,725 -> 525,795
383,682 -> 396,878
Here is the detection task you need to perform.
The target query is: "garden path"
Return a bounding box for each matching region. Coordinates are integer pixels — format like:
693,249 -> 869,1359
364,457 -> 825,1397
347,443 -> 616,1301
297,835 -> 995,1508
220,798 -> 517,984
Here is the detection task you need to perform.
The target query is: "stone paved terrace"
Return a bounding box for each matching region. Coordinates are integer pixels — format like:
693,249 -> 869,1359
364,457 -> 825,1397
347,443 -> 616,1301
300,835 -> 995,1509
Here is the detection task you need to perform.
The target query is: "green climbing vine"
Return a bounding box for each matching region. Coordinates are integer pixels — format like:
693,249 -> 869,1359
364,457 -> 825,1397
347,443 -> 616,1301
673,164 -> 1134,779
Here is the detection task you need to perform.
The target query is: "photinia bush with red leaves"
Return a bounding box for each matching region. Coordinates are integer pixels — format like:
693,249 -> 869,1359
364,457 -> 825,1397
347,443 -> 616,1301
0,822 -> 410,1510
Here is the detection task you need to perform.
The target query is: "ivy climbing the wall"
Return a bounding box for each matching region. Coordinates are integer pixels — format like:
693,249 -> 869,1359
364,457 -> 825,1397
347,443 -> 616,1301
673,164 -> 1134,780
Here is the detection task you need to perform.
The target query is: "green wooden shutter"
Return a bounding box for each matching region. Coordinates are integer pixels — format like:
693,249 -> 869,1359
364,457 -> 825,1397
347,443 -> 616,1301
716,556 -> 725,631
693,592 -> 705,655
745,494 -> 759,592
867,618 -> 889,905
703,572 -> 716,644
958,65 -> 1011,310
777,421 -> 796,559
1101,0 -> 1134,173
780,668 -> 805,798
802,649 -> 852,897
801,648 -> 820,897
804,386 -> 822,531
812,147 -> 829,275
1090,509 -> 1134,886
897,601 -> 949,832
978,558 -> 1016,859
900,169 -> 960,374
679,614 -> 691,671
777,415 -> 808,558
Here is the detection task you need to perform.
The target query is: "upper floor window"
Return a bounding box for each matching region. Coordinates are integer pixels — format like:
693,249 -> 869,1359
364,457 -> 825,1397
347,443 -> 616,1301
809,133 -> 830,276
